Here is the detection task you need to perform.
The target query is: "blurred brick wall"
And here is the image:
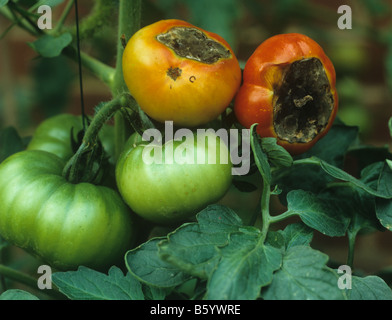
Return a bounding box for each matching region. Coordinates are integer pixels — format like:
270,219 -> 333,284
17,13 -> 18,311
0,1 -> 113,136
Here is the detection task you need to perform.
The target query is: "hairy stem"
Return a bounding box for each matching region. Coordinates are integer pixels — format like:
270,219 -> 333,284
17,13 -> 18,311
259,180 -> 271,244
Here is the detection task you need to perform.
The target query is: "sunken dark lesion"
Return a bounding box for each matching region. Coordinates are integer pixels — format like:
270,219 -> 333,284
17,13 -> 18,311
273,57 -> 335,144
156,26 -> 231,64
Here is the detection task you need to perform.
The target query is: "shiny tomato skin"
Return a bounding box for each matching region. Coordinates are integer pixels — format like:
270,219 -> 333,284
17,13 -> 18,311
27,113 -> 115,163
116,131 -> 233,224
234,33 -> 338,155
27,114 -> 83,161
122,19 -> 242,127
0,150 -> 135,271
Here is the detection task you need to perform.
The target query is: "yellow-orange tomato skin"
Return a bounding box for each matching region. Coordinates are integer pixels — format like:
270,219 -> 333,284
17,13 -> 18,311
123,19 -> 242,127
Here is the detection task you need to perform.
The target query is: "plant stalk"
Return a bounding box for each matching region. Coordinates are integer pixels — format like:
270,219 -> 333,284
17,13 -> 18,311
112,0 -> 141,160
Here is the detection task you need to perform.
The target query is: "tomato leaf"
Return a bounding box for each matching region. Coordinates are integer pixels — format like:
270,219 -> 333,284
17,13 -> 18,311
159,205 -> 283,300
28,33 -> 72,58
297,121 -> 359,168
285,190 -> 350,236
205,231 -> 283,300
348,275 -> 392,300
260,137 -> 293,168
125,237 -> 191,288
158,205 -> 243,279
52,266 -> 148,300
0,289 -> 39,300
278,222 -> 313,250
376,161 -> 392,230
316,157 -> 392,199
261,246 -> 345,300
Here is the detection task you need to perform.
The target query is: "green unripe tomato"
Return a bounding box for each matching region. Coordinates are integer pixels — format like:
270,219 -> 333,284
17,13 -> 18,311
27,114 -> 82,161
115,131 -> 233,224
0,150 -> 135,271
27,113 -> 115,163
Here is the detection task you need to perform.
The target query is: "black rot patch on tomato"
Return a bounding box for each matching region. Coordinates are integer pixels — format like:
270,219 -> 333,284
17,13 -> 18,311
273,57 -> 334,144
167,66 -> 182,81
156,26 -> 231,64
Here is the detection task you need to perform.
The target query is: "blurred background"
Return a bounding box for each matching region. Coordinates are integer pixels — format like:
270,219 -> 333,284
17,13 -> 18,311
0,0 -> 392,286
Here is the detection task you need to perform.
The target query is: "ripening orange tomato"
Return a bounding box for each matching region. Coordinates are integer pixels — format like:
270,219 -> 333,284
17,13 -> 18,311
234,33 -> 338,155
122,19 -> 242,127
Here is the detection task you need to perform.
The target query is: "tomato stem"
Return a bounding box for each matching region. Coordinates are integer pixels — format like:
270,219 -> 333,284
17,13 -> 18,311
62,94 -> 131,183
259,180 -> 271,244
0,264 -> 64,299
52,0 -> 74,34
112,0 -> 141,160
347,229 -> 357,270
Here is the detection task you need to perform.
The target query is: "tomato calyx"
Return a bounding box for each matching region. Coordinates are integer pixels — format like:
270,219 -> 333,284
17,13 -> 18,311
273,57 -> 334,144
156,26 -> 231,64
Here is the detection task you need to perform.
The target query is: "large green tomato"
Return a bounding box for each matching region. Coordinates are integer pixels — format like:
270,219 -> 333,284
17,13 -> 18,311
0,150 -> 135,271
27,114 -> 83,161
116,131 -> 233,224
27,113 -> 115,163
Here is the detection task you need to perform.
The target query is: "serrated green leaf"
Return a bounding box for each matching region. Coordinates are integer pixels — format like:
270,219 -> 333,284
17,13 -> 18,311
313,157 -> 391,199
196,204 -> 243,233
375,161 -> 392,229
0,289 -> 39,300
52,266 -> 145,300
321,184 -> 381,235
159,224 -> 223,279
261,137 -> 293,168
279,222 -> 313,250
158,205 -> 244,279
350,276 -> 392,300
125,238 -> 191,288
261,246 -> 345,300
298,122 -> 359,167
28,33 -> 72,58
377,160 -> 392,198
206,230 -> 283,300
286,190 -> 350,236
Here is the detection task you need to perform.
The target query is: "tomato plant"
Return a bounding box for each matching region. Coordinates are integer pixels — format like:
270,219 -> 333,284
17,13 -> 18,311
234,33 -> 338,155
116,131 -> 232,224
1,0 -> 392,304
122,19 -> 242,127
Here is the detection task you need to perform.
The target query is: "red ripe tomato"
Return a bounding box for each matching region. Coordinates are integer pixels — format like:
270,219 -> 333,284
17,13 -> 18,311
234,33 -> 338,155
122,19 -> 242,127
